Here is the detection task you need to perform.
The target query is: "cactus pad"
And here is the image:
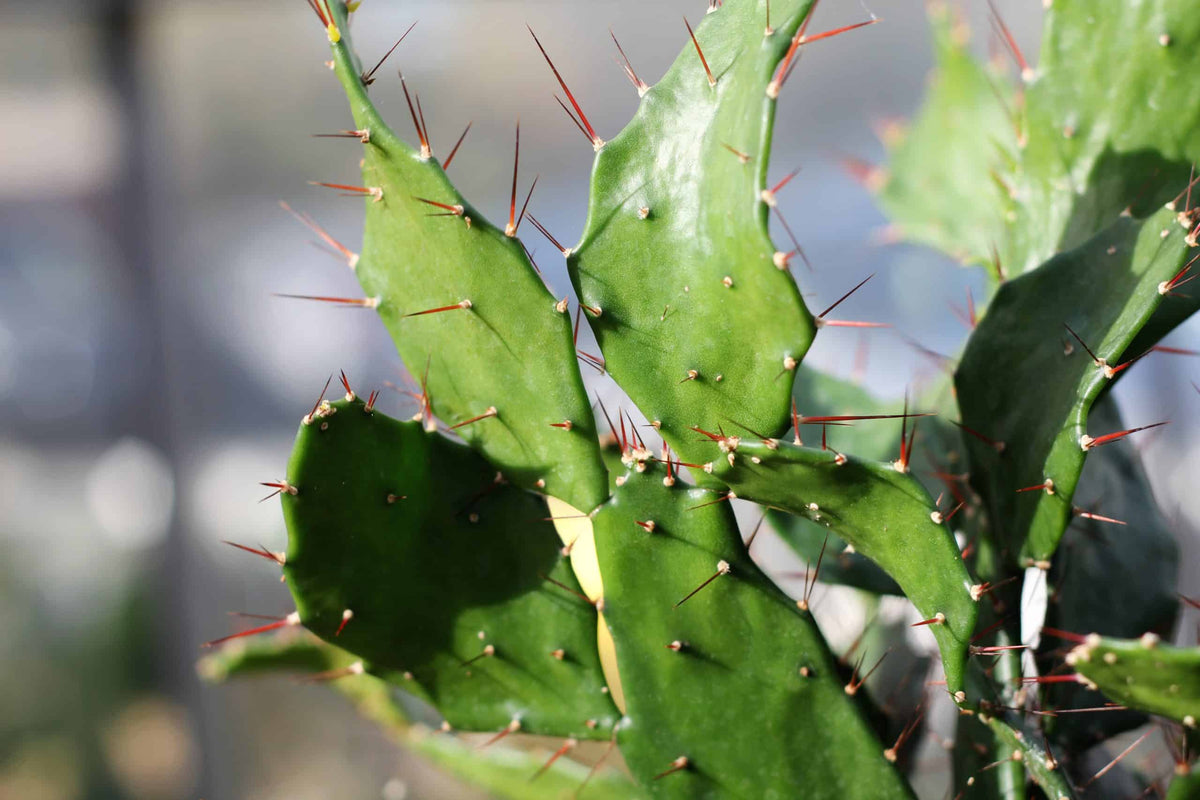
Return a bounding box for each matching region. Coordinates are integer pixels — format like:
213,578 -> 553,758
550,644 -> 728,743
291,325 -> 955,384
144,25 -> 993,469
279,397 -> 619,739
591,463 -> 912,799
1069,635 -> 1200,727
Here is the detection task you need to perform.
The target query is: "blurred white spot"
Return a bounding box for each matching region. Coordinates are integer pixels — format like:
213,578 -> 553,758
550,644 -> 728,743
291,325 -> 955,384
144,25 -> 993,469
86,439 -> 174,551
381,778 -> 408,800
185,438 -> 292,557
102,697 -> 198,799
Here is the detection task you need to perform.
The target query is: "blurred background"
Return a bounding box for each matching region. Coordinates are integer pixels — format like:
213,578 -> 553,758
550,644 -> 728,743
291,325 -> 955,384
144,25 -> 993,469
2,0 -> 1196,798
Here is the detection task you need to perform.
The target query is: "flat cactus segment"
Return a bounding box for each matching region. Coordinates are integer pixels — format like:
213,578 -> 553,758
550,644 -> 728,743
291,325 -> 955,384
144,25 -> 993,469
1038,397 -> 1179,748
955,207 -> 1194,566
591,465 -> 913,799
315,1 -> 607,511
709,440 -> 976,697
1167,768 -> 1200,800
1009,0 -> 1200,275
568,0 -> 820,462
1069,636 -> 1200,726
198,633 -> 643,800
279,398 -> 619,739
877,2 -> 1017,272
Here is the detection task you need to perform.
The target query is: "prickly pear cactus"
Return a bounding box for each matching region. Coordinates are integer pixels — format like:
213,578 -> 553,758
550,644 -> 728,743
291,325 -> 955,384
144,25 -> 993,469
201,1 -> 1200,797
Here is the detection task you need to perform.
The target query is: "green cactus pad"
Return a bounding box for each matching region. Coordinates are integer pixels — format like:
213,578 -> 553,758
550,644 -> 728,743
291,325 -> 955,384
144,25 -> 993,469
877,1 -> 1016,273
312,1 -> 607,511
1167,768 -> 1200,800
1069,635 -> 1200,726
198,633 -> 643,800
279,397 -> 619,739
955,207 -> 1195,565
591,464 -> 912,799
708,439 -> 976,697
568,0 -> 819,462
882,0 -> 1200,278
1009,0 -> 1200,276
767,367 -> 908,595
1038,397 -> 1179,748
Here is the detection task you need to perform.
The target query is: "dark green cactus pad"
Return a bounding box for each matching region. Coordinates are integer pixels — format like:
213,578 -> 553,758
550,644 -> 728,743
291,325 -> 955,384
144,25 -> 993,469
591,464 -> 912,799
1038,397 -> 1179,748
1167,767 -> 1200,800
315,1 -> 607,511
956,207 -> 1194,566
709,439 -> 976,697
568,0 -> 819,462
279,397 -> 619,739
1069,635 -> 1200,727
198,632 -> 643,799
877,1 -> 1016,273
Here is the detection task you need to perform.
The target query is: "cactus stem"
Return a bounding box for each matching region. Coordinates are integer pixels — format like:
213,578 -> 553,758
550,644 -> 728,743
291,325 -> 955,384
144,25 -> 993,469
1072,507 -> 1127,526
461,643 -> 496,668
653,755 -> 690,781
527,26 -> 604,150
397,70 -> 432,159
530,738 -> 578,782
845,647 -> 892,695
986,0 -> 1034,82
949,419 -> 1006,453
221,540 -> 285,566
259,480 -> 299,503
526,215 -> 572,256
360,22 -> 417,86
279,203 -> 360,267
1078,420 -> 1167,451
448,406 -> 498,431
203,611 -> 300,648
441,121 -> 472,170
683,17 -> 717,88
674,560 -> 732,608
309,181 -> 384,202
478,718 -> 521,749
610,28 -> 648,96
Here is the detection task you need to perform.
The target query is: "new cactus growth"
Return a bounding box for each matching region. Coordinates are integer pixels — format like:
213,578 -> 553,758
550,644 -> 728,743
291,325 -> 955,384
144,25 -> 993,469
203,0 -> 1200,796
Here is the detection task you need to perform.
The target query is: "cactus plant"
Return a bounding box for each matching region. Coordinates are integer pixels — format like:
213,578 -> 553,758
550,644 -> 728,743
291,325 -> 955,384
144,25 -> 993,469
203,0 -> 1200,796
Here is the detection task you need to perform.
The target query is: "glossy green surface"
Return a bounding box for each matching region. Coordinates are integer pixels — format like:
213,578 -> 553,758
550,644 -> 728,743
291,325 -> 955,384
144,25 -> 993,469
280,398 -> 619,738
709,439 -> 976,697
1038,397 -> 1179,748
318,1 -> 607,511
569,0 -> 818,463
956,208 -> 1194,565
592,464 -> 911,799
1070,636 -> 1200,725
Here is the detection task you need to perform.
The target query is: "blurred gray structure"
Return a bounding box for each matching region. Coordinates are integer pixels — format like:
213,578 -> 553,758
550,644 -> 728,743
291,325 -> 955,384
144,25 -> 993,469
1,1 -> 1195,798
